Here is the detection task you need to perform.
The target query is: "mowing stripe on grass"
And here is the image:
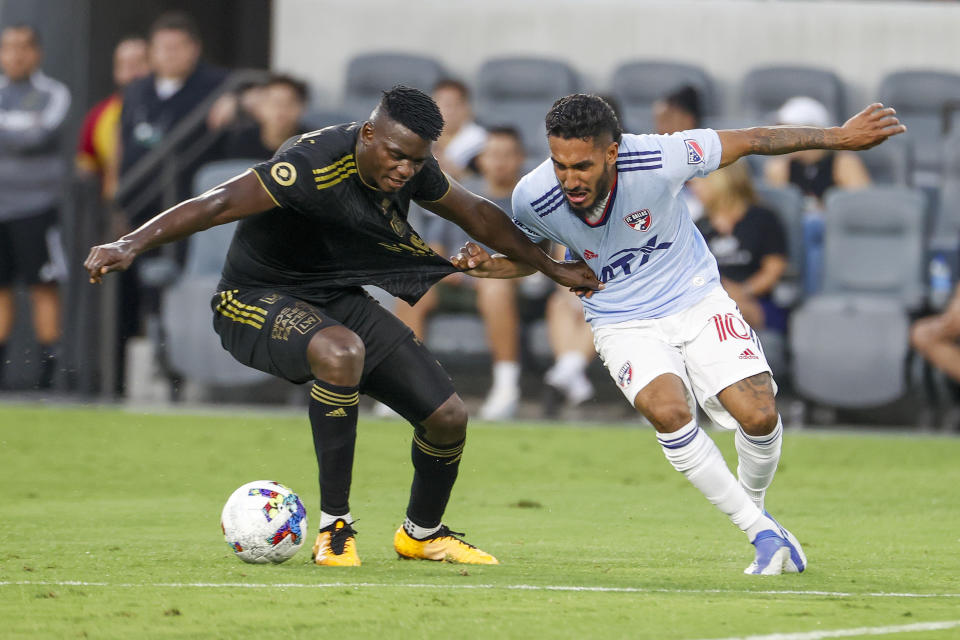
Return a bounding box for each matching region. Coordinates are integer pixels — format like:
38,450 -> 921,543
2,580 -> 959,599
694,619 -> 960,640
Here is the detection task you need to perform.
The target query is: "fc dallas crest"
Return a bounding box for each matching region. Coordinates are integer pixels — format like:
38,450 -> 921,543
624,209 -> 651,232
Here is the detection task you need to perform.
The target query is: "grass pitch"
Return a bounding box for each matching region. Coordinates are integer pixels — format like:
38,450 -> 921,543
1,403 -> 958,639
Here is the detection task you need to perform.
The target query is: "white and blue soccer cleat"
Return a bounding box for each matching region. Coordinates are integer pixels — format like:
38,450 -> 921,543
744,512 -> 807,575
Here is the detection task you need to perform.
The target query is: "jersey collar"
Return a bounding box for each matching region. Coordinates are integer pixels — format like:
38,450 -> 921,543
577,173 -> 618,228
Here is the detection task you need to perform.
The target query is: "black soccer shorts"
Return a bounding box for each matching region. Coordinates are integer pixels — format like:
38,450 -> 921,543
211,287 -> 456,423
0,209 -> 61,286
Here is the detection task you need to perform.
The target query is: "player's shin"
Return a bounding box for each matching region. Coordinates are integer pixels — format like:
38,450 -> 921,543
735,415 -> 783,511
657,420 -> 771,539
404,431 -> 464,538
308,380 -> 360,522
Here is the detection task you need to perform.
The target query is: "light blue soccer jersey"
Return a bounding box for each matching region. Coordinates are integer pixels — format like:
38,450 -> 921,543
511,129 -> 723,325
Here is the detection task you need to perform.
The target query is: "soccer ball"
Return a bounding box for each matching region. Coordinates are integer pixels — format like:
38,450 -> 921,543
220,480 -> 308,564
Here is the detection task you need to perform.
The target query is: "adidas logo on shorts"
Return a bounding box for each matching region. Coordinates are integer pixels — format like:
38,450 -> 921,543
739,348 -> 759,360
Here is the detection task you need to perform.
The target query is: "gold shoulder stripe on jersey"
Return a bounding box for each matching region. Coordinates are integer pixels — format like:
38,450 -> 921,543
312,154 -> 355,176
315,168 -> 358,190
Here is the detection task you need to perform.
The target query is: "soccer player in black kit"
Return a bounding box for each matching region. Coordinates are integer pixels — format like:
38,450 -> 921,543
85,86 -> 600,566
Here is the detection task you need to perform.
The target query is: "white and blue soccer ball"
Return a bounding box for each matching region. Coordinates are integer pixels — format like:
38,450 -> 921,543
220,480 -> 308,564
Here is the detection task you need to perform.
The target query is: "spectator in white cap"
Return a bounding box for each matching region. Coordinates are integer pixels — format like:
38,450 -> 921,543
763,96 -> 871,293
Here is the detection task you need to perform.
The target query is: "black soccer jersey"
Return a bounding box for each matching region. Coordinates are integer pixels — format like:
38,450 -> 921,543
220,123 -> 458,304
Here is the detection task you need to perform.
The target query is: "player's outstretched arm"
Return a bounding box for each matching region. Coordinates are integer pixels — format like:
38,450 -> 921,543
420,180 -> 601,290
716,103 -> 906,168
84,171 -> 275,284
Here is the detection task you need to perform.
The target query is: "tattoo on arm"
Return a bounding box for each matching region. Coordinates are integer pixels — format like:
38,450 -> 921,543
747,127 -> 831,156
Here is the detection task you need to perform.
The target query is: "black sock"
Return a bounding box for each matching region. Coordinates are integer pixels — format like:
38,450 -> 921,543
37,343 -> 57,390
308,380 -> 359,518
406,432 -> 465,528
0,343 -> 6,387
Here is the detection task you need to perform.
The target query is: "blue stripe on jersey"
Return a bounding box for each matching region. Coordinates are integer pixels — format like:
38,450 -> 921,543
530,184 -> 561,207
533,190 -> 564,214
617,159 -> 661,167
618,164 -> 663,172
537,198 -> 565,217
619,150 -> 661,157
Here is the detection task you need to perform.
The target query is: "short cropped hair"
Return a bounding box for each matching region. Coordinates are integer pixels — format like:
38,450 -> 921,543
432,77 -> 471,101
149,11 -> 202,43
662,85 -> 702,128
379,85 -> 444,141
2,24 -> 41,48
267,74 -> 309,104
486,125 -> 525,152
545,94 -> 622,144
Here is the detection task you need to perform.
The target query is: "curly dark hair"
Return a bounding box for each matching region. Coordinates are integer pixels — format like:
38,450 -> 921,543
545,94 -> 622,144
379,85 -> 445,141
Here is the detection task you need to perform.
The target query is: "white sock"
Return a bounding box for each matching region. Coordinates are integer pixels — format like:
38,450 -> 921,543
403,517 -> 441,540
491,360 -> 520,389
736,416 -> 783,512
545,352 -> 588,387
657,420 -> 769,539
319,510 -> 352,529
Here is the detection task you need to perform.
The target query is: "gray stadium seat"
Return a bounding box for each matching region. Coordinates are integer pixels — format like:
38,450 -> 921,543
160,159 -> 270,386
609,60 -> 719,134
877,70 -> 960,184
821,186 -> 927,310
342,52 -> 447,121
302,106 -> 357,131
740,65 -> 846,124
475,56 -> 579,158
790,295 -> 910,407
856,138 -> 912,186
754,183 -> 805,286
929,130 -> 960,258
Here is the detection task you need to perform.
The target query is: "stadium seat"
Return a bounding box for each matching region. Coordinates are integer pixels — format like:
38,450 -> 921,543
790,295 -> 911,408
754,183 -> 806,289
740,65 -> 846,124
475,56 -> 579,158
820,186 -> 927,310
159,159 -> 271,387
610,60 -> 719,134
877,70 -> 960,184
856,137 -> 912,186
341,52 -> 448,121
302,106 -> 358,131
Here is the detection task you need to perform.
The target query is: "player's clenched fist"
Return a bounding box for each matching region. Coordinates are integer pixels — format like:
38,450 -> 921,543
84,240 -> 136,284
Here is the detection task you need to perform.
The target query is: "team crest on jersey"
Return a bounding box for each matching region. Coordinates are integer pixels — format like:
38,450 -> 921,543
623,209 -> 651,232
684,139 -> 704,164
617,362 -> 633,388
583,249 -> 598,260
270,161 -> 297,186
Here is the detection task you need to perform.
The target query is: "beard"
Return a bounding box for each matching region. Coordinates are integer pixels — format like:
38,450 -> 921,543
568,164 -> 615,219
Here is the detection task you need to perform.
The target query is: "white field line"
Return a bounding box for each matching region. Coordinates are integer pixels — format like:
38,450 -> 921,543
1,580 -> 959,599
694,619 -> 960,640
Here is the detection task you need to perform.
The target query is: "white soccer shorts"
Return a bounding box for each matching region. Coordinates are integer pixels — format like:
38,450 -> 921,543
592,286 -> 776,430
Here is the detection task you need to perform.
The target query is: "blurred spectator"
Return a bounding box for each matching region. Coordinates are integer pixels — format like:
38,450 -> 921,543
542,247 -> 597,417
653,85 -> 702,135
75,36 -> 149,199
763,96 -> 870,293
220,74 -> 308,160
0,24 -> 70,389
394,126 -> 530,420
432,78 -> 486,181
911,283 -> 960,385
693,161 -> 789,333
207,80 -> 265,133
654,85 -> 705,222
114,11 -> 226,394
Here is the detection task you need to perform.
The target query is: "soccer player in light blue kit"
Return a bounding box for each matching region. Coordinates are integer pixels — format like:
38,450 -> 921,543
454,94 -> 905,575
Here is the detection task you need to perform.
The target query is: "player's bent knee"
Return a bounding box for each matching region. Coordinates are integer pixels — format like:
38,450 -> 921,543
420,394 -> 468,444
307,327 -> 365,384
738,406 -> 779,437
641,402 -> 694,433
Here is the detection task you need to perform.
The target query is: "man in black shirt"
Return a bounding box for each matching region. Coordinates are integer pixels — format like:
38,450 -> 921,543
86,86 -> 599,567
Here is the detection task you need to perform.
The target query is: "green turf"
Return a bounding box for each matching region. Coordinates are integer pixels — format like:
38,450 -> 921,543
1,404 -> 958,639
